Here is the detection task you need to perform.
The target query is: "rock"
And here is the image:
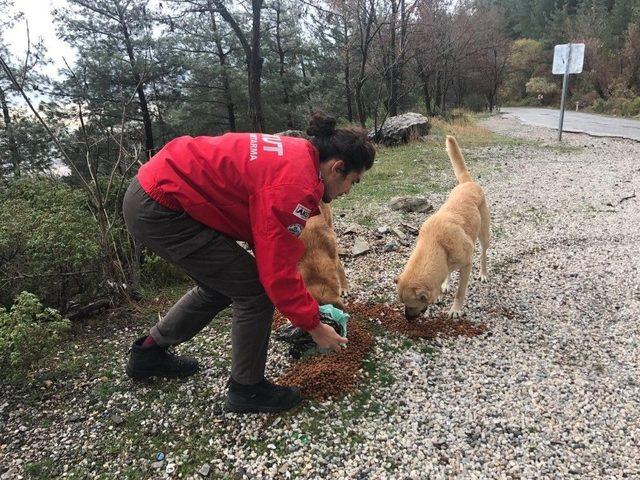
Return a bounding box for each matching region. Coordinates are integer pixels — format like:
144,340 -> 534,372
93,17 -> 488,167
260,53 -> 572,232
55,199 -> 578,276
111,414 -> 124,425
400,223 -> 419,235
68,414 -> 85,423
352,237 -> 370,256
368,112 -> 431,146
198,463 -> 211,477
151,460 -> 164,469
377,226 -> 389,234
343,224 -> 360,235
391,227 -> 406,240
383,242 -> 399,252
388,196 -> 433,213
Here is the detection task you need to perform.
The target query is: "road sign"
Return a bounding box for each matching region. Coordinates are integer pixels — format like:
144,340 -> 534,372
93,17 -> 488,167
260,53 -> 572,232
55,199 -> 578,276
553,43 -> 585,141
553,43 -> 585,75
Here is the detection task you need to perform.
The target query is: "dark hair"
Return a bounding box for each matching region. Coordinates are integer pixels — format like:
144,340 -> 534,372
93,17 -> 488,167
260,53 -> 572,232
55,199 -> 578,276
306,110 -> 375,174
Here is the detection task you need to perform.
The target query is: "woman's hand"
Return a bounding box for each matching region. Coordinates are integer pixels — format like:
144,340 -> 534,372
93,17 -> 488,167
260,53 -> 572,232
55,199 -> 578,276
308,322 -> 348,352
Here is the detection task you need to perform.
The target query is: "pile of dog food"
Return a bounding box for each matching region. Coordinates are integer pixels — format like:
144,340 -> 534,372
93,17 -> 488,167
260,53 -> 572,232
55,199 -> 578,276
273,302 -> 486,400
277,319 -> 373,400
347,301 -> 487,339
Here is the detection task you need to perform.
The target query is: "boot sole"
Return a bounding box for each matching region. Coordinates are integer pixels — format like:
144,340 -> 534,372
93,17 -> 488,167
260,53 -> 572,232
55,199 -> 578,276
224,396 -> 303,414
125,364 -> 199,380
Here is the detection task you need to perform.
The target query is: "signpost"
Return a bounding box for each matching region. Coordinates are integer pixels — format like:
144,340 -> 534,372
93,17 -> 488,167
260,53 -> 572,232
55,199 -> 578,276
553,43 -> 585,141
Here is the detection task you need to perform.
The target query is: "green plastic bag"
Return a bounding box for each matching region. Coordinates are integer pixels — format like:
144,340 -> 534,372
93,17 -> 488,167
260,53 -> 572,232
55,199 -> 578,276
319,304 -> 349,337
275,304 -> 350,359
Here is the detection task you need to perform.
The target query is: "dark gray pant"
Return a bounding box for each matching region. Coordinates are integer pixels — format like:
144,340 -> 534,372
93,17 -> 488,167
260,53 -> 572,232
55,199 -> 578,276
122,177 -> 274,384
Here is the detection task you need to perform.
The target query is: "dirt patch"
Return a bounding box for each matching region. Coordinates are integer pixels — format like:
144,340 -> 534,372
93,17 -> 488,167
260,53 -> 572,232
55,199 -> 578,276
347,301 -> 487,339
277,320 -> 374,400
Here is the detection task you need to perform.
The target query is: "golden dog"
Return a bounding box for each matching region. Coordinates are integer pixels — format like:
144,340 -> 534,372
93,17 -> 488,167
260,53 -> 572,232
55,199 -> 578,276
396,136 -> 490,319
299,202 -> 349,309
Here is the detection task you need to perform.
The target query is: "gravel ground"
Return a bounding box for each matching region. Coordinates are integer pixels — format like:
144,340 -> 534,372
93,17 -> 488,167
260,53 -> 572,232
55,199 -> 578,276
1,114 -> 639,479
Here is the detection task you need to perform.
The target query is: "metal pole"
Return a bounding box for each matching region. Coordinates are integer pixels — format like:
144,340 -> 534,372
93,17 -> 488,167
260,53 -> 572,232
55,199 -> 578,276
558,43 -> 573,141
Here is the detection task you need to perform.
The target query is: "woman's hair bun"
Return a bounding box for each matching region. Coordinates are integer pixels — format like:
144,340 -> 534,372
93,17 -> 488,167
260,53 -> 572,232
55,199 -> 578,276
306,109 -> 337,138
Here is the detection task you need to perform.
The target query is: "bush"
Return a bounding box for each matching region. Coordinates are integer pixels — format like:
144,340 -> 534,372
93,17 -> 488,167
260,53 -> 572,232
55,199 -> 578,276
575,91 -> 600,108
632,97 -> 640,116
0,291 -> 71,376
591,97 -> 608,113
141,252 -> 188,287
0,177 -> 102,308
589,96 -> 640,117
462,93 -> 487,112
525,77 -> 559,98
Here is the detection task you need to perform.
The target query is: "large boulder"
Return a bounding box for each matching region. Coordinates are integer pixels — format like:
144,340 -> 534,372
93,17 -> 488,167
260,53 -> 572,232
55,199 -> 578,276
369,112 -> 431,146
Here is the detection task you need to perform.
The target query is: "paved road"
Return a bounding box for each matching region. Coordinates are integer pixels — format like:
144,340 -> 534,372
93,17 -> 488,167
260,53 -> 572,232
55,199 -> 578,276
501,107 -> 640,141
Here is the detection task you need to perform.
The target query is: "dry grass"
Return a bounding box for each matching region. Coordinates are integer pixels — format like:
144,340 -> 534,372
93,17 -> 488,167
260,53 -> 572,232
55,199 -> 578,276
426,110 -> 497,147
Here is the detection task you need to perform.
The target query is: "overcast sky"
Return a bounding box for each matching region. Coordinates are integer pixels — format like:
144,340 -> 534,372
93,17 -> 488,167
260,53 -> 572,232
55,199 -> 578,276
6,0 -> 76,78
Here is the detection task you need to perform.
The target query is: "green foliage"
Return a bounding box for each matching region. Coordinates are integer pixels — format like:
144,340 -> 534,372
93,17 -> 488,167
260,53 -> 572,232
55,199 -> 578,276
0,177 -> 102,308
590,95 -> 640,117
606,0 -> 640,50
501,39 -> 546,100
0,291 -> 70,376
141,252 -> 187,287
525,77 -> 559,97
0,110 -> 59,178
462,93 -> 488,112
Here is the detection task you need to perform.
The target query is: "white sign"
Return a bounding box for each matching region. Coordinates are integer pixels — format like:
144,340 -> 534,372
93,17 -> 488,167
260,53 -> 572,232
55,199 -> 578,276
553,43 -> 585,75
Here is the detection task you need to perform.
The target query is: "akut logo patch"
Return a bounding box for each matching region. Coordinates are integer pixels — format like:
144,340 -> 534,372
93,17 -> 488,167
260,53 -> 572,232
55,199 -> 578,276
292,203 -> 311,221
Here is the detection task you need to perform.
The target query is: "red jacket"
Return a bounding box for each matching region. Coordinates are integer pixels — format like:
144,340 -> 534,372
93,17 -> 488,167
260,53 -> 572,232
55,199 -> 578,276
137,133 -> 324,331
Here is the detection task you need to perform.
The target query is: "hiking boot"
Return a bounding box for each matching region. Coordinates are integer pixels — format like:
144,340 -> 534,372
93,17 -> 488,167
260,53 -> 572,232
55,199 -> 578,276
224,377 -> 303,413
125,336 -> 199,379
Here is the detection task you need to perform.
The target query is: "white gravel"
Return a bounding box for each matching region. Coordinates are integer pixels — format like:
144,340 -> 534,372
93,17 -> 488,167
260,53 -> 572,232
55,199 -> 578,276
1,114 -> 639,479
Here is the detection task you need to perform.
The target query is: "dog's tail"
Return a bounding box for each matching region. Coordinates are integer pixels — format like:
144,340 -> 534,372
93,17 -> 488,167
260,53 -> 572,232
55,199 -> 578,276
446,135 -> 472,184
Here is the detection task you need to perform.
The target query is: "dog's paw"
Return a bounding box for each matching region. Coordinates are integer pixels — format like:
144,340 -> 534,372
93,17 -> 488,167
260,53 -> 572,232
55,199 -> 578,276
447,308 -> 462,319
479,274 -> 488,283
440,284 -> 450,294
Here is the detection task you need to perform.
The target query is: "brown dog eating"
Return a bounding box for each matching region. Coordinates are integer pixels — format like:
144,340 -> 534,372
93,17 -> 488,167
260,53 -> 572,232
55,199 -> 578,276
299,202 -> 349,309
396,136 -> 490,319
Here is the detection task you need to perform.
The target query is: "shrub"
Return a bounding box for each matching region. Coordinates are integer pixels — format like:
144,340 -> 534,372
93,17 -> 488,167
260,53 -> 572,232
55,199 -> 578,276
575,91 -> 600,108
462,93 -> 487,112
141,252 -> 188,287
0,177 -> 102,308
591,97 -> 608,112
0,291 -> 71,376
525,77 -> 559,98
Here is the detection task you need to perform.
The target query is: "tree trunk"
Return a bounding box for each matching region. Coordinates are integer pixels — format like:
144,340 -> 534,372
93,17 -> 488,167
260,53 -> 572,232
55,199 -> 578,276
355,0 -> 377,127
343,20 -> 353,122
208,4 -> 236,131
214,0 -> 264,132
118,9 -> 155,158
416,59 -> 432,115
299,55 -> 313,107
275,2 -> 293,128
248,0 -> 265,132
388,0 -> 398,116
397,0 -> 407,112
0,87 -> 21,176
355,79 -> 367,127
